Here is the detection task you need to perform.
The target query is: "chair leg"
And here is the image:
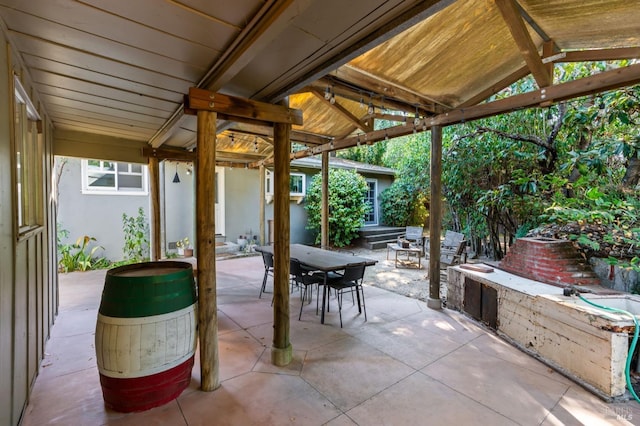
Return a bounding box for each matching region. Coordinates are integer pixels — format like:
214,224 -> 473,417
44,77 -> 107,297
360,285 -> 367,321
337,289 -> 343,328
259,270 -> 268,298
298,284 -> 308,320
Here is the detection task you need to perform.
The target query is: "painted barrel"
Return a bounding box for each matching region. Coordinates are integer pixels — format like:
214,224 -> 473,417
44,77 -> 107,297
95,261 -> 197,412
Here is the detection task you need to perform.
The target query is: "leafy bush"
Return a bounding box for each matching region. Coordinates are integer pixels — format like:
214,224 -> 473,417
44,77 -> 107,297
58,234 -> 110,272
304,169 -> 369,247
379,181 -> 428,226
122,207 -> 150,263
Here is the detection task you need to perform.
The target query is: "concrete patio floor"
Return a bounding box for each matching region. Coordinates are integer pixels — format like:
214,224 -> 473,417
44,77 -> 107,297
22,251 -> 640,425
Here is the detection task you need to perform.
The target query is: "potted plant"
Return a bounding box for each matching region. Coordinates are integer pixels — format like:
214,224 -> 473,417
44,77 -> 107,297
237,235 -> 248,250
176,237 -> 193,257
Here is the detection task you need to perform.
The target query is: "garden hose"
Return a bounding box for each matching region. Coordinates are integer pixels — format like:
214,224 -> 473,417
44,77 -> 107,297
576,293 -> 640,403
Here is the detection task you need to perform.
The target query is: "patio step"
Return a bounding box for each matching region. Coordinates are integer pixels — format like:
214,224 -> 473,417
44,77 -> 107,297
356,226 -> 406,250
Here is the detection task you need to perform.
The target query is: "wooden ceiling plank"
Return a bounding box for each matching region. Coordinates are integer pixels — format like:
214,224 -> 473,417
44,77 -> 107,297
309,87 -> 372,132
495,0 -> 552,88
188,87 -> 303,125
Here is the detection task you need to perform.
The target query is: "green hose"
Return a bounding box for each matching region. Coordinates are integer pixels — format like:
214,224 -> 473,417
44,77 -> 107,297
577,294 -> 640,403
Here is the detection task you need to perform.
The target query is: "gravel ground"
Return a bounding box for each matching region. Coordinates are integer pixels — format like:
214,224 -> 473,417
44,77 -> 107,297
347,247 -> 448,302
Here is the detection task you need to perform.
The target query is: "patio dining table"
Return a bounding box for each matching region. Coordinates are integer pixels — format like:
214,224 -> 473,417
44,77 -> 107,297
255,244 -> 377,324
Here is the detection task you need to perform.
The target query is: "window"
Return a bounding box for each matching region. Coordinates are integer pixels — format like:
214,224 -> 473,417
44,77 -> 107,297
265,170 -> 306,196
82,159 -> 148,195
14,75 -> 43,233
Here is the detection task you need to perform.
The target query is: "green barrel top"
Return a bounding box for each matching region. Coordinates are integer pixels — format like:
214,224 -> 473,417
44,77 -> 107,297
99,261 -> 196,318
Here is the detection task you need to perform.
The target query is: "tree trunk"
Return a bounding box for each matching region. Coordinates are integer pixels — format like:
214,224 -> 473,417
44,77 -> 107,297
621,155 -> 640,188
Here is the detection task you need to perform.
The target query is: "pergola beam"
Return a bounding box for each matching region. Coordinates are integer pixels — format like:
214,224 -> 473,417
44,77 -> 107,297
330,65 -> 447,111
255,62 -> 640,166
188,88 -> 303,125
495,0 -> 552,88
309,87 -> 373,132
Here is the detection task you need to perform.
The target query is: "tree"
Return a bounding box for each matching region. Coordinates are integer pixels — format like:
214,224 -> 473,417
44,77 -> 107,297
379,132 -> 430,227
304,169 -> 369,247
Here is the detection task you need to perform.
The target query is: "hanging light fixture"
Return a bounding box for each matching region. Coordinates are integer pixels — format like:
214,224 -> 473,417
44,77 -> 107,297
172,162 -> 180,183
230,133 -> 235,145
254,137 -> 259,152
324,85 -> 332,100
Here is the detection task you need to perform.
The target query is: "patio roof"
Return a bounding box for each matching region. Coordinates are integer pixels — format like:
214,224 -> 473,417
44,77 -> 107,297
2,0 -> 639,165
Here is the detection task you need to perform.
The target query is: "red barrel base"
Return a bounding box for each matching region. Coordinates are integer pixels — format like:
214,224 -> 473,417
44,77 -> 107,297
99,356 -> 194,413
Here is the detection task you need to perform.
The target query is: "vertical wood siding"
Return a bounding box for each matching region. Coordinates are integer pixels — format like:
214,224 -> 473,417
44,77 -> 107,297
1,26 -> 58,426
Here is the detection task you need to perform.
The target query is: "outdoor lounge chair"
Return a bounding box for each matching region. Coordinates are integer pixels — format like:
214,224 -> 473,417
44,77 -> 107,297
424,230 -> 467,274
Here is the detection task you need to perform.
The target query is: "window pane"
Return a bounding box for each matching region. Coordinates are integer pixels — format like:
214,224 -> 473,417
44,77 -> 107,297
88,170 -> 115,188
103,161 -> 114,171
290,175 -> 303,193
117,162 -> 128,173
118,174 -> 142,189
130,164 -> 142,173
88,159 -> 100,167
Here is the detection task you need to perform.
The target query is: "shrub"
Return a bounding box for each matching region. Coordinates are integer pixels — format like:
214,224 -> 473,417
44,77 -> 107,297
58,233 -> 110,272
122,207 -> 150,263
304,169 -> 369,247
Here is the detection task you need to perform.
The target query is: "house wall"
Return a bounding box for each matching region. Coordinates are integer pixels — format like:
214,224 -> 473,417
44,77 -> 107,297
225,167 -> 262,242
1,25 -> 58,426
262,168 -> 394,245
162,161 -> 194,252
56,157 -> 151,262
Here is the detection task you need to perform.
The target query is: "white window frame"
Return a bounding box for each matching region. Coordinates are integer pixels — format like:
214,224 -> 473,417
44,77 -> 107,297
265,170 -> 306,196
265,170 -> 306,204
81,159 -> 148,195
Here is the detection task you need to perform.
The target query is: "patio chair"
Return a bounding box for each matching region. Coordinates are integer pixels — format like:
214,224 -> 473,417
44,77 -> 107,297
292,259 -> 324,320
424,230 -> 467,274
327,263 -> 367,327
258,251 -> 274,299
398,225 -> 425,260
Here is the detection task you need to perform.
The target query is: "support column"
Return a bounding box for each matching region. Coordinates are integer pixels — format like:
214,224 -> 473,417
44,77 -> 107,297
271,99 -> 292,366
428,125 -> 443,310
259,164 -> 266,246
196,109 -> 220,390
320,151 -> 329,249
148,156 -> 161,260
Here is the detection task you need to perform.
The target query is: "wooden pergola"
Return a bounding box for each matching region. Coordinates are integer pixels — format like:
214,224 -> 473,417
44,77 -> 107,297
2,0 -> 639,402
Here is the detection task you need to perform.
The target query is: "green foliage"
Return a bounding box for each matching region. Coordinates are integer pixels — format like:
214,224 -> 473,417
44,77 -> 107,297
122,207 -> 150,263
58,232 -> 110,273
379,132 -> 430,226
304,169 -> 369,247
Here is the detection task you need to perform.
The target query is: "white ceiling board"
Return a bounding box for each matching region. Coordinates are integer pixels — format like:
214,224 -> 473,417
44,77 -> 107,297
52,119 -> 156,141
23,55 -> 184,101
43,100 -> 170,128
29,70 -> 180,112
0,1 -> 221,65
77,0 -> 240,53
11,35 -> 195,94
3,8 -> 207,80
36,86 -> 173,120
49,112 -> 159,133
178,0 -> 267,28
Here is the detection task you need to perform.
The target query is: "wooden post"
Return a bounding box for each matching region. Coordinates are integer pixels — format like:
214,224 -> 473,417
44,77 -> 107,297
271,98 -> 292,366
259,164 -> 266,246
148,156 -> 162,260
428,125 -> 443,310
196,109 -> 220,390
320,151 -> 329,249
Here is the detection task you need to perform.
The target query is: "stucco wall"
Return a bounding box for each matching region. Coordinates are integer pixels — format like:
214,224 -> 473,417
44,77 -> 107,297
56,156 -> 150,261
164,161 -> 195,251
